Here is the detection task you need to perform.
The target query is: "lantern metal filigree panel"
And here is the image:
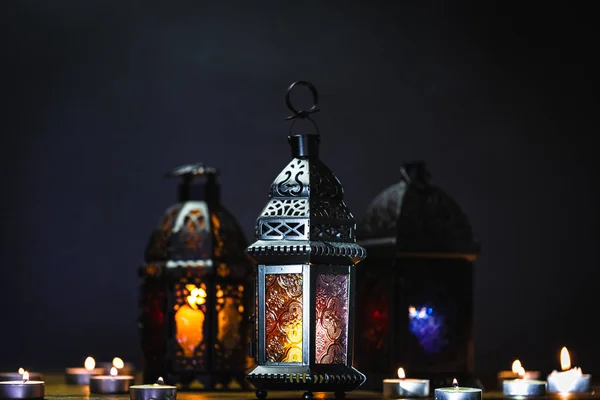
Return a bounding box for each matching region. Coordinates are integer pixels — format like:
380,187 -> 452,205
139,163 -> 254,389
245,81 -> 366,400
355,162 -> 480,390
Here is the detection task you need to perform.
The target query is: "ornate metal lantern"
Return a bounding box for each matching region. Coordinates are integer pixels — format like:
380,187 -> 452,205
355,162 -> 480,390
139,163 -> 253,389
245,81 -> 366,400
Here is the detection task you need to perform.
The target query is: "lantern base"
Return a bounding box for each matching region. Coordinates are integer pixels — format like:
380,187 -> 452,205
246,364 -> 366,394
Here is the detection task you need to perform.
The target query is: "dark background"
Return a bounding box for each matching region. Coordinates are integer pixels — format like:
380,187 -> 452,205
0,0 -> 598,381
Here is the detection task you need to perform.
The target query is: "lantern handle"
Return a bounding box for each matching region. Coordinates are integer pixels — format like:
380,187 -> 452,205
285,80 -> 320,135
164,162 -> 219,181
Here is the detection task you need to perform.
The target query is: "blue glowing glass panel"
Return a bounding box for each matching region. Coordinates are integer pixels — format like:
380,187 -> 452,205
408,305 -> 447,354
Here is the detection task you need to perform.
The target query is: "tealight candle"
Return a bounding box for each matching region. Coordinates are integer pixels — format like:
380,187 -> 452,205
497,360 -> 540,388
0,369 -> 43,383
129,377 -> 177,400
65,356 -> 104,385
503,378 -> 546,397
0,371 -> 44,399
100,357 -> 135,376
547,347 -> 591,394
383,367 -> 430,398
89,367 -> 135,394
435,379 -> 482,400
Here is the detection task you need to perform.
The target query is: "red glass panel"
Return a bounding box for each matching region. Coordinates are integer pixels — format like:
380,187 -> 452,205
265,273 -> 303,362
315,274 -> 349,364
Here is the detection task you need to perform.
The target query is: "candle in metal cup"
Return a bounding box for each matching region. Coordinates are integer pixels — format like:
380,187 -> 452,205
503,378 -> 546,397
497,359 -> 540,388
383,367 -> 430,398
0,371 -> 45,399
89,367 -> 134,394
547,347 -> 591,394
65,356 -> 104,385
435,379 -> 482,400
99,357 -> 135,376
0,369 -> 43,383
129,377 -> 177,400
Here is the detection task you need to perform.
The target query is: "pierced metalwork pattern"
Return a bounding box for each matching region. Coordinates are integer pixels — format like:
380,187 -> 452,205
261,199 -> 309,217
259,220 -> 308,240
168,203 -> 212,261
309,160 -> 343,199
145,205 -> 182,261
359,182 -> 407,239
310,198 -> 354,220
265,274 -> 303,363
311,224 -> 354,242
315,274 -> 349,364
271,159 -> 310,197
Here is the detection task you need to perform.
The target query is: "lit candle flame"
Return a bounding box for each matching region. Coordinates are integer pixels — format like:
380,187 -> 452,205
18,368 -> 25,375
452,378 -> 458,388
22,371 -> 29,382
397,367 -> 406,379
112,357 -> 124,369
517,367 -> 526,377
110,367 -> 118,377
511,359 -> 522,374
560,347 -> 571,371
84,356 -> 96,371
157,377 -> 165,385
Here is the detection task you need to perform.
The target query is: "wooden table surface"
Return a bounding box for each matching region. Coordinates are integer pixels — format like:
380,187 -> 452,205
38,374 -> 599,400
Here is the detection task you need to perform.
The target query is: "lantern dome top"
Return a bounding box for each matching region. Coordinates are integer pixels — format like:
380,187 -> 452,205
246,81 -> 366,265
358,162 -> 480,256
144,162 -> 250,275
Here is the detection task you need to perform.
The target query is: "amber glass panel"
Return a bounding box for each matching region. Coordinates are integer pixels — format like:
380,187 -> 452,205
315,274 -> 349,364
215,283 -> 244,354
174,283 -> 207,357
265,273 -> 303,362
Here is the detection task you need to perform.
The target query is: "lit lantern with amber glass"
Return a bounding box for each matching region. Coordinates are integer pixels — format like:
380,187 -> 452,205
245,81 -> 366,400
355,162 -> 480,390
139,163 -> 253,389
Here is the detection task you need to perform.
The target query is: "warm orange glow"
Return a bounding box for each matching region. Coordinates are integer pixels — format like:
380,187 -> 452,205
560,347 -> 571,371
84,357 -> 95,371
185,284 -> 207,309
283,320 -> 303,362
511,359 -> 522,374
175,299 -> 205,357
18,368 -> 24,375
397,367 -> 406,379
22,372 -> 29,382
452,378 -> 458,387
110,367 -> 118,377
112,357 -> 124,369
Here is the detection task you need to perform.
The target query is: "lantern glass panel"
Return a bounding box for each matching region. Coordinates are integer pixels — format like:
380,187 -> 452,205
172,274 -> 208,367
265,273 -> 303,363
214,283 -> 245,364
315,273 -> 349,364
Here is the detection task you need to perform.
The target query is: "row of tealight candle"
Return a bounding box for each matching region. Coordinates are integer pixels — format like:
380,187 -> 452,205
383,373 -> 482,400
383,346 -> 592,399
0,356 -> 176,400
498,347 -> 591,397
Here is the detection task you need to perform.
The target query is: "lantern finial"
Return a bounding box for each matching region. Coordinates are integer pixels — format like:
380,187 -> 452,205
285,80 -> 320,120
164,162 -> 219,179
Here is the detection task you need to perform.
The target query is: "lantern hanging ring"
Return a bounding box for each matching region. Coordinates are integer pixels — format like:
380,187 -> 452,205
285,80 -> 320,135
